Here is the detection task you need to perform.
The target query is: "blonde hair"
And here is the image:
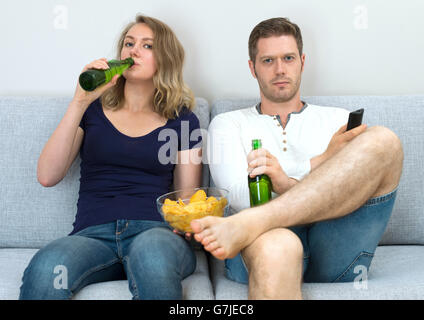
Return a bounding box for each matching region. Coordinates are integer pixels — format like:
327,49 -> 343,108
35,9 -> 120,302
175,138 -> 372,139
101,14 -> 195,119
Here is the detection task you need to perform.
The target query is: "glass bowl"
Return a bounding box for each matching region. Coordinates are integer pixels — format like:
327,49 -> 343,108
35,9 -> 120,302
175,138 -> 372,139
156,187 -> 229,233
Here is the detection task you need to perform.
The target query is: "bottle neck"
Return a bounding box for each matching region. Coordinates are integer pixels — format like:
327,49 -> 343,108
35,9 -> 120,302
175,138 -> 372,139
123,57 -> 134,66
252,139 -> 262,150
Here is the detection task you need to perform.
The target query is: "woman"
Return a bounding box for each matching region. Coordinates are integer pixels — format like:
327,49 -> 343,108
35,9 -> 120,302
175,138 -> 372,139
19,14 -> 202,300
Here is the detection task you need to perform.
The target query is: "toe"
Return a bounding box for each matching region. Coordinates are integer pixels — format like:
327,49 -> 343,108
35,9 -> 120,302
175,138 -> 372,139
212,247 -> 227,260
190,219 -> 204,234
191,216 -> 214,234
194,227 -> 211,243
205,241 -> 219,252
201,234 -> 216,246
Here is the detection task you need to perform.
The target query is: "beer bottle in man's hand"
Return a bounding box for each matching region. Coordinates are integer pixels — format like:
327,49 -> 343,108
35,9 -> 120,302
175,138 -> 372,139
248,139 -> 272,207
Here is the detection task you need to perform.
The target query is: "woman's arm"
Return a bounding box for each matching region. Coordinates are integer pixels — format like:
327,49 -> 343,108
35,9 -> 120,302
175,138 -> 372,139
173,147 -> 203,191
37,102 -> 86,187
172,147 -> 202,239
37,58 -> 120,187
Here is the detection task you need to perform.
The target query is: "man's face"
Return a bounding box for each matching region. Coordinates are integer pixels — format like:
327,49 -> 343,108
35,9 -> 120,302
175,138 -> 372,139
249,35 -> 305,104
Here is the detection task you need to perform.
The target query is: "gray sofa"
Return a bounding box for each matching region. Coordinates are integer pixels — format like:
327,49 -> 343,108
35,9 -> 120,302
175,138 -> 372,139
0,95 -> 423,300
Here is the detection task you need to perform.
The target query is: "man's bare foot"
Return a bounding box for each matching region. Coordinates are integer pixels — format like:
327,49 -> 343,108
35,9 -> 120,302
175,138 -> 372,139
190,211 -> 263,260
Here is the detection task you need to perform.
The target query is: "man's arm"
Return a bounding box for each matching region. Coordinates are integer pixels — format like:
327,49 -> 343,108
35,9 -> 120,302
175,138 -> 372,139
207,115 -> 251,213
266,124 -> 368,193
310,123 -> 368,172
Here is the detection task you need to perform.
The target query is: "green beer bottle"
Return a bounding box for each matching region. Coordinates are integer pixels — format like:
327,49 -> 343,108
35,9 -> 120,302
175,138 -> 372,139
248,139 -> 272,207
78,58 -> 134,91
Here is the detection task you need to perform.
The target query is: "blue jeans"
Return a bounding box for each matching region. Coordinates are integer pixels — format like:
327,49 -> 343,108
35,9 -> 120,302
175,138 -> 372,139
19,220 -> 196,300
225,188 -> 397,284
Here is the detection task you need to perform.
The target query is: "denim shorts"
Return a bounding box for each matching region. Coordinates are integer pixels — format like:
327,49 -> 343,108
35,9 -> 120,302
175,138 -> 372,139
225,188 -> 397,284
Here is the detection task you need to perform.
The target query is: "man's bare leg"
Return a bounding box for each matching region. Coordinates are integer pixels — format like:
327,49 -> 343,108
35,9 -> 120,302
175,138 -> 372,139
191,126 -> 404,260
242,228 -> 304,299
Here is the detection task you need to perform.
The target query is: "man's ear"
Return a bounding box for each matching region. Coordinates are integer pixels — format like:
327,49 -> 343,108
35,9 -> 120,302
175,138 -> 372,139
300,53 -> 305,73
248,60 -> 257,79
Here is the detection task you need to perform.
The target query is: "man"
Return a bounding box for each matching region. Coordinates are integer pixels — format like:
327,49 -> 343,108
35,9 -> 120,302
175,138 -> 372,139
191,17 -> 403,300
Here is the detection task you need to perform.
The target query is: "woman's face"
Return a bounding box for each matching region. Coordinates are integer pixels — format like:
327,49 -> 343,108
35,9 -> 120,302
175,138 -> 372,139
121,23 -> 157,82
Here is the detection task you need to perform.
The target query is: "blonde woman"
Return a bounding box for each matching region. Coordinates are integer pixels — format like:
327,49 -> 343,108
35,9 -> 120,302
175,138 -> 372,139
20,15 -> 202,300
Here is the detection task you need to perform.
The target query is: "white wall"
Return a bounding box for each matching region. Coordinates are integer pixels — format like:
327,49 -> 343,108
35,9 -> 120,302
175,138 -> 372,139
2,0 -> 423,103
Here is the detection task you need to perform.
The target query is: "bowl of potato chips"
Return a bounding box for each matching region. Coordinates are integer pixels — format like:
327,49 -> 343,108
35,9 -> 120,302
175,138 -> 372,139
156,187 -> 229,233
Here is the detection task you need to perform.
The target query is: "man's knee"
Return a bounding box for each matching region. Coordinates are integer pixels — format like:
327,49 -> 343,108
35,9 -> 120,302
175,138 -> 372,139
366,126 -> 403,162
366,126 -> 404,193
242,228 -> 303,273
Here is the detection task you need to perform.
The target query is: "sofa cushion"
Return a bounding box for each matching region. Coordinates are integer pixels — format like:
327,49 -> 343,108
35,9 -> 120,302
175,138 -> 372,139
210,95 -> 424,245
0,96 -> 209,248
209,245 -> 424,299
0,248 -> 214,300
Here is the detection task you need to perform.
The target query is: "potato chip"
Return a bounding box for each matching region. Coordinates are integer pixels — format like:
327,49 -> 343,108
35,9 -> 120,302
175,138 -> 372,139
164,198 -> 177,205
206,196 -> 217,203
219,197 -> 228,207
161,191 -> 228,232
189,189 -> 207,203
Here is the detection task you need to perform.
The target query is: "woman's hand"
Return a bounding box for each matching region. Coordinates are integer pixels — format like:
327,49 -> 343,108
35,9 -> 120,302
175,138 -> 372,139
72,58 -> 120,109
173,229 -> 192,241
247,148 -> 296,195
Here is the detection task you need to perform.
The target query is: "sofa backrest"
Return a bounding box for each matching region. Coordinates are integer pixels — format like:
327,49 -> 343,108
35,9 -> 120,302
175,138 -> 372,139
210,95 -> 424,245
0,96 -> 210,248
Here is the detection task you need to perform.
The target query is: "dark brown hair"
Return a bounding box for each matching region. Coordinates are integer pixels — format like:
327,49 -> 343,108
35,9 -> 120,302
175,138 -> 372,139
248,17 -> 303,64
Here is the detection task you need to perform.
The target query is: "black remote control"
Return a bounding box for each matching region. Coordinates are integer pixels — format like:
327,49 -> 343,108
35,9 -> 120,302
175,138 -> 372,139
346,108 -> 364,131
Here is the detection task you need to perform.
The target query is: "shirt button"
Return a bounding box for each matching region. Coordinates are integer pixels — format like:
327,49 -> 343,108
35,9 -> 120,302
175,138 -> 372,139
283,132 -> 287,135
283,140 -> 287,144
277,123 -> 281,127
283,147 -> 287,152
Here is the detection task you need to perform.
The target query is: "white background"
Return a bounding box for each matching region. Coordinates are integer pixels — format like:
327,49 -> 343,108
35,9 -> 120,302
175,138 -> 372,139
2,0 -> 423,103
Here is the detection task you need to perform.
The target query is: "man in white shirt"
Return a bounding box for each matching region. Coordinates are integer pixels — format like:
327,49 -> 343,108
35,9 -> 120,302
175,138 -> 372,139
191,17 -> 403,299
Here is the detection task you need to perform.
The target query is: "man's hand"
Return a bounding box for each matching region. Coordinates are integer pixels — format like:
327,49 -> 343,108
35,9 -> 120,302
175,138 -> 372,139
247,148 -> 297,195
312,123 -> 367,170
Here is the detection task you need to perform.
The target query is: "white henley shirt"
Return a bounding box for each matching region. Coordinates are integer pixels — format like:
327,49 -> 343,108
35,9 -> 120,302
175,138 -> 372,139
207,103 -> 350,212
